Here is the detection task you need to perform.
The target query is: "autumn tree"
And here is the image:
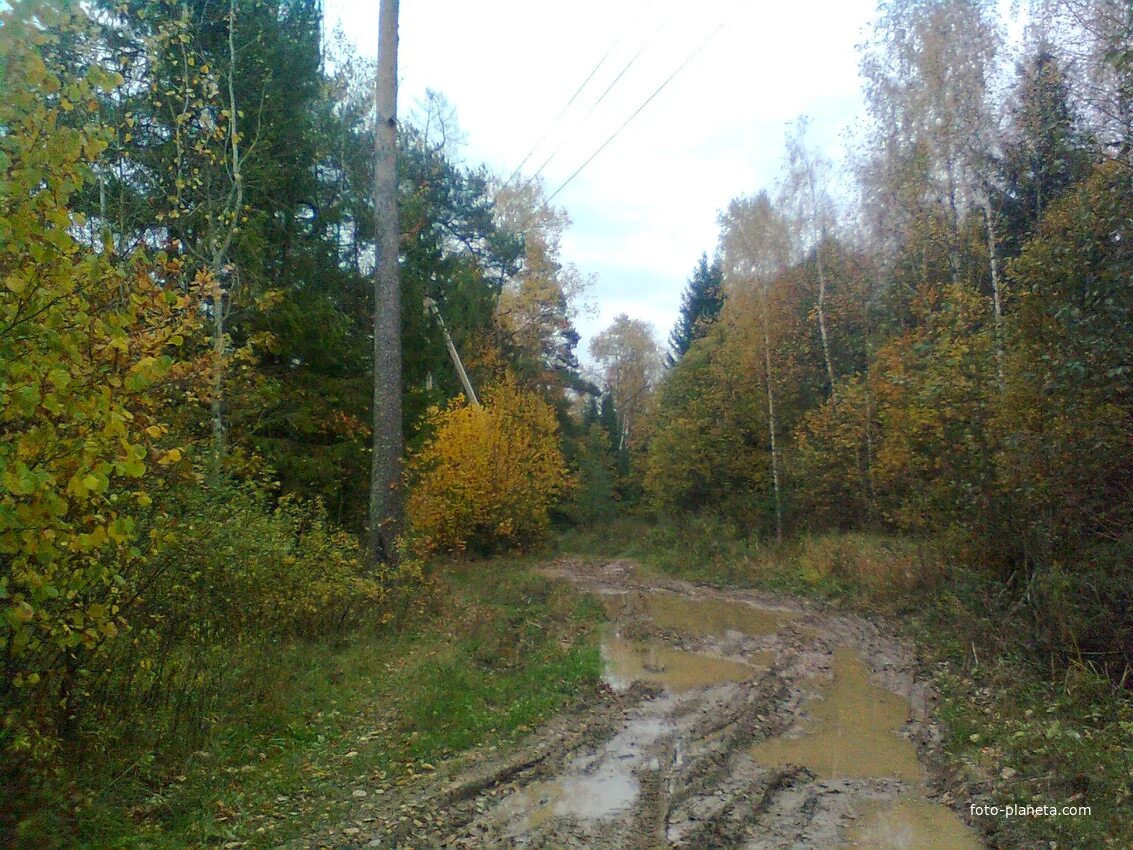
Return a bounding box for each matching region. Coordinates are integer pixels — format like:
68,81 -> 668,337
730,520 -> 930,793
0,0 -> 198,778
589,314 -> 664,453
719,192 -> 792,539
1035,0 -> 1133,163
858,0 -> 1002,304
406,375 -> 568,555
494,179 -> 588,388
782,116 -> 839,397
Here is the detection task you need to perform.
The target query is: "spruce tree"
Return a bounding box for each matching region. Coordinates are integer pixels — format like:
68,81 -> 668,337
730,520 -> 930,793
667,253 -> 723,365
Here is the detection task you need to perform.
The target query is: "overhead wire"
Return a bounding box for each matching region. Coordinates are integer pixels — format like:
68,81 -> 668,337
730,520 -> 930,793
545,4 -> 739,205
499,0 -> 653,192
500,37 -> 622,189
518,5 -> 677,192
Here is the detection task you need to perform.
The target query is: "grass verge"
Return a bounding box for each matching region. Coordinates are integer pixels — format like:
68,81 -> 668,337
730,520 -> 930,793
556,517 -> 1133,849
34,555 -> 602,850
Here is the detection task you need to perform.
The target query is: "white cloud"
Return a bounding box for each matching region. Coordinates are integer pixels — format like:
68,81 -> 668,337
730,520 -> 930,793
325,0 -> 876,362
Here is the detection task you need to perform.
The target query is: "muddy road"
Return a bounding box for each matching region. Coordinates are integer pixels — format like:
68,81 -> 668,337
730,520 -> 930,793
306,558 -> 983,849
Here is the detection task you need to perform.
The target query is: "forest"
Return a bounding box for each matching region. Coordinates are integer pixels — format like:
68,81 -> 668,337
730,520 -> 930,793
0,0 -> 1130,847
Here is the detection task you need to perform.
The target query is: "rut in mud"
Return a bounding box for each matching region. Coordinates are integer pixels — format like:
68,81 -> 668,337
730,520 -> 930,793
302,559 -> 983,849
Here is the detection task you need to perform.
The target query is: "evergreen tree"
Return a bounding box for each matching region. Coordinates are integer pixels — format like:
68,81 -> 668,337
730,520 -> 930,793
996,46 -> 1092,260
666,253 -> 724,365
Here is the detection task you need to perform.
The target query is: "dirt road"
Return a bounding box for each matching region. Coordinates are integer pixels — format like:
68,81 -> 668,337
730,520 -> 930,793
303,558 -> 983,849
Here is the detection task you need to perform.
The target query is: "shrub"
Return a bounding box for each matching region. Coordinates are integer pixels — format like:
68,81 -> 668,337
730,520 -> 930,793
0,0 -> 198,785
407,375 -> 569,555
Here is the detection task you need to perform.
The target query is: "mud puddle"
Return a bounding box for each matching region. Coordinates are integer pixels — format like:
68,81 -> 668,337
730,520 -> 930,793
844,798 -> 984,850
602,628 -> 770,693
604,590 -> 799,638
749,645 -> 922,783
302,558 -> 984,849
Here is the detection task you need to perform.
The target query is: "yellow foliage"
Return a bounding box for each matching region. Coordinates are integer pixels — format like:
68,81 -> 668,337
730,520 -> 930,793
407,375 -> 568,555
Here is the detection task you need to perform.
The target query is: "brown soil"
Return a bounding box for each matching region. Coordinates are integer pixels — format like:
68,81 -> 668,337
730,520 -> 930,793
289,558 -> 983,849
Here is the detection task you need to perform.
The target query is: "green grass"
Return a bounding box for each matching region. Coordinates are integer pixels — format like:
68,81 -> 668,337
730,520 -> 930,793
556,517 -> 1133,849
28,555 -> 602,850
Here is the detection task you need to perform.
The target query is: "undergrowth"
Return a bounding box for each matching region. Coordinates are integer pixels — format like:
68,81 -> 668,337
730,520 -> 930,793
21,556 -> 602,849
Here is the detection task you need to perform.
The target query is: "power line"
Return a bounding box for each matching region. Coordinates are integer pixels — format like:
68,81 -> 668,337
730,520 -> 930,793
518,8 -> 675,192
546,9 -> 735,205
500,35 -> 623,189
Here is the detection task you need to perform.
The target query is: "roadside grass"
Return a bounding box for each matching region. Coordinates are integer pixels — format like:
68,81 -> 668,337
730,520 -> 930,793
49,555 -> 602,850
555,517 -> 1133,849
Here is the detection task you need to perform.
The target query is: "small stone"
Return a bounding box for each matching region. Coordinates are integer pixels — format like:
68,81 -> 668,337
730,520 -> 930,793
343,826 -> 361,835
1000,767 -> 1017,780
353,789 -> 368,798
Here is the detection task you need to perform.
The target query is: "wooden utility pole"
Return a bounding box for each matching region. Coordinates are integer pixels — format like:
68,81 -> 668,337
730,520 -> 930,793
369,0 -> 402,566
424,297 -> 480,407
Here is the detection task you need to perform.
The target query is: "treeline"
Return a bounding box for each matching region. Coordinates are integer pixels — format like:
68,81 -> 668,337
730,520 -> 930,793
0,0 -> 603,836
647,0 -> 1131,678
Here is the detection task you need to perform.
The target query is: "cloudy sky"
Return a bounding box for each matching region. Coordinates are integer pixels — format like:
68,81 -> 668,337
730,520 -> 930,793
323,0 -> 878,360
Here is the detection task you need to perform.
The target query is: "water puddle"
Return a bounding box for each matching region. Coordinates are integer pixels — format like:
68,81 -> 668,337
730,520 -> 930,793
601,630 -> 768,693
749,646 -> 923,783
499,709 -> 672,832
505,772 -> 637,829
842,798 -> 983,850
604,591 -> 799,637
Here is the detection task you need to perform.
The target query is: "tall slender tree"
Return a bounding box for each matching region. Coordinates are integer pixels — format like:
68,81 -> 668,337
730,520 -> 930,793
782,117 -> 838,397
719,192 -> 791,541
369,0 -> 402,565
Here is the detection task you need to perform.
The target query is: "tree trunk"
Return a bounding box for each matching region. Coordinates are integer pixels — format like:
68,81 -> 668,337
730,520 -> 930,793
982,195 -> 1005,389
207,0 -> 244,483
762,310 -> 783,542
369,0 -> 403,567
814,234 -> 836,398
210,284 -> 226,478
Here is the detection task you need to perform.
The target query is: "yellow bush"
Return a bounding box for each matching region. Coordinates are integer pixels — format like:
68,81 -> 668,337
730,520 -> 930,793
408,375 -> 568,555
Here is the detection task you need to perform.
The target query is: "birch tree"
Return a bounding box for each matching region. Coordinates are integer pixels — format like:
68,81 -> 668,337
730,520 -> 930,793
782,116 -> 838,398
589,315 -> 663,452
719,192 -> 791,541
859,0 -> 1002,290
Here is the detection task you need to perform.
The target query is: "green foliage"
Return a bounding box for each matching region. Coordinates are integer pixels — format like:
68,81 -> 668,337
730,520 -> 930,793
0,0 -> 198,782
997,162 -> 1133,670
560,422 -> 619,525
645,328 -> 772,528
19,555 -> 600,850
143,485 -> 394,640
667,252 -> 724,365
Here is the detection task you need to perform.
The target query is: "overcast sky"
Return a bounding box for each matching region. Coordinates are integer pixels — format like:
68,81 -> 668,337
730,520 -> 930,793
323,0 -> 878,362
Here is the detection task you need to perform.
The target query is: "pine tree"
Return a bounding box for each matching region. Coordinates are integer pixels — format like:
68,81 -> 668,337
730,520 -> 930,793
666,253 -> 723,365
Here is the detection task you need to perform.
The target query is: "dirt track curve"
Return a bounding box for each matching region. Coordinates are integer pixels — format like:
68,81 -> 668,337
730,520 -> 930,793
294,558 -> 983,849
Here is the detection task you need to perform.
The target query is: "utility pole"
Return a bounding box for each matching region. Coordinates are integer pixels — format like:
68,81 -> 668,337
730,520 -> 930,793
424,297 -> 480,407
369,0 -> 402,566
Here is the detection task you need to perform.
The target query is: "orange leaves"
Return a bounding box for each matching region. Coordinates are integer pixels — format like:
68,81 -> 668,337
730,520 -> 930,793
407,374 -> 568,556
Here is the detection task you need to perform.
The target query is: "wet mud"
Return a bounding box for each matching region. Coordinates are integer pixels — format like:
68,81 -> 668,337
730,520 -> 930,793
300,558 -> 984,849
